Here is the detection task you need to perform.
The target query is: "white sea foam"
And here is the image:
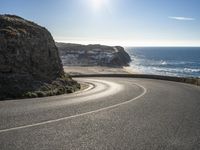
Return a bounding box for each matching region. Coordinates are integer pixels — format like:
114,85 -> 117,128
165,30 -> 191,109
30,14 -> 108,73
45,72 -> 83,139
130,57 -> 199,77
183,68 -> 200,73
127,47 -> 200,77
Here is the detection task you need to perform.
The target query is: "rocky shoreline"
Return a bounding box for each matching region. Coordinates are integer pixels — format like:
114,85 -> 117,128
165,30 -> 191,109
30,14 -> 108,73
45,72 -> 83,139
57,43 -> 131,67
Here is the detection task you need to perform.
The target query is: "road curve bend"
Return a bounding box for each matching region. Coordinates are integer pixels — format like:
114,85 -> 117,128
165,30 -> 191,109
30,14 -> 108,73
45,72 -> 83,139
0,77 -> 200,150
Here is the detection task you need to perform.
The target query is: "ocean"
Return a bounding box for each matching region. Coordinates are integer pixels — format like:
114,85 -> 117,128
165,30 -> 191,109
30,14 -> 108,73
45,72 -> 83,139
126,47 -> 200,78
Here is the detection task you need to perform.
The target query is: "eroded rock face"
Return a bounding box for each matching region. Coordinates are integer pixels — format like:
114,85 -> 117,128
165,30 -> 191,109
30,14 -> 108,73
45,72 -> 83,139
0,15 -> 64,81
0,15 -> 66,99
57,43 -> 131,67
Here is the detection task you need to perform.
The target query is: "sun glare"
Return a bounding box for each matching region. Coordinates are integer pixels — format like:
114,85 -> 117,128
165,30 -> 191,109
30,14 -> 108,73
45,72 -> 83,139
90,0 -> 105,10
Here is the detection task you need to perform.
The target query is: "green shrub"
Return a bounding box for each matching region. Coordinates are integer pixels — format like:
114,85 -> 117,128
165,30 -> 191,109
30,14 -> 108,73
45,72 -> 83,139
35,91 -> 46,97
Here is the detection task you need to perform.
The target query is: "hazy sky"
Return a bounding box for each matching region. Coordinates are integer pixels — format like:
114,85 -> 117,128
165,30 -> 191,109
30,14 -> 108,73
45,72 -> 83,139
1,0 -> 200,46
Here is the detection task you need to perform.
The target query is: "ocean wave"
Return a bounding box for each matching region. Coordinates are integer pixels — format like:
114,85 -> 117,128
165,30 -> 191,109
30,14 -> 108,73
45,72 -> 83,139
127,47 -> 200,77
160,60 -> 167,65
153,67 -> 200,73
183,68 -> 200,73
130,63 -> 200,77
130,57 -> 192,67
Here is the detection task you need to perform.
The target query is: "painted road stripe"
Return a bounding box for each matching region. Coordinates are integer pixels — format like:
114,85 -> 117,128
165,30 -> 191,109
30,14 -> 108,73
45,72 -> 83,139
0,83 -> 147,133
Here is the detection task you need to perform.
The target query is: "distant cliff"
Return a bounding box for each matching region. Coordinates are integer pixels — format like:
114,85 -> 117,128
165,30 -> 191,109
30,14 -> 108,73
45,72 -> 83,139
56,43 -> 131,67
0,15 -> 79,99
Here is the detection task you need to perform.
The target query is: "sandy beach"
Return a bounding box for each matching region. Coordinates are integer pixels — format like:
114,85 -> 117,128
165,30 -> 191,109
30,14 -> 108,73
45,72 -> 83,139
64,66 -> 140,75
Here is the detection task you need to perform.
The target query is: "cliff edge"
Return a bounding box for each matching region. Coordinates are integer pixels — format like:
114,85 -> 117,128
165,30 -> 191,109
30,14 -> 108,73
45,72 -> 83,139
56,43 -> 131,67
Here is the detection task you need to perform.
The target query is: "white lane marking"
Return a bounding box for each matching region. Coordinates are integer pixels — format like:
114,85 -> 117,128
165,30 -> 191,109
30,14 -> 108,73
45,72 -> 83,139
0,83 -> 147,133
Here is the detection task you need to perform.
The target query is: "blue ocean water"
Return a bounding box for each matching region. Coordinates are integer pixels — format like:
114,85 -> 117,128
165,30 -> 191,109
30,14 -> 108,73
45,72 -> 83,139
126,47 -> 200,78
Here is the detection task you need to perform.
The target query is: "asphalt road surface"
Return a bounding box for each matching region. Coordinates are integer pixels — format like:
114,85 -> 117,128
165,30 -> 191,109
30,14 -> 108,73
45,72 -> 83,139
0,77 -> 200,150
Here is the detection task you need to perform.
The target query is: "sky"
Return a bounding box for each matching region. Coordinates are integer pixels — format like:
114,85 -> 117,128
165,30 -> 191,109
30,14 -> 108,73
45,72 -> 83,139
1,0 -> 200,46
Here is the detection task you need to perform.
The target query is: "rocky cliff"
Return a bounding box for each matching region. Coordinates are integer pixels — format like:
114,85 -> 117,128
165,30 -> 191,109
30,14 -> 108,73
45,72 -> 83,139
0,15 -> 64,80
56,43 -> 131,67
0,15 -> 79,99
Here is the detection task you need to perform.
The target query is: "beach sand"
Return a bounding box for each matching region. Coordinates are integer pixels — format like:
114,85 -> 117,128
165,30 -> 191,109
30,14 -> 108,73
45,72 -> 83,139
64,66 -> 140,75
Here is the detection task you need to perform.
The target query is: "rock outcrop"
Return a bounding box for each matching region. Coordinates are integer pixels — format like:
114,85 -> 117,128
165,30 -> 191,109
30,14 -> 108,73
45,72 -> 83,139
0,15 -> 64,80
56,43 -> 131,67
0,15 -> 79,99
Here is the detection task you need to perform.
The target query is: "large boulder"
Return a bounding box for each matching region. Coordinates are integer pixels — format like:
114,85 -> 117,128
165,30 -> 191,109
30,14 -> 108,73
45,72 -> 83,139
0,15 -> 64,80
0,15 -> 79,99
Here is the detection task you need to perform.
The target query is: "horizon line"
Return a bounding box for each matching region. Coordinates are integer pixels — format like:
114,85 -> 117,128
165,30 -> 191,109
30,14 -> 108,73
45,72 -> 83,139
55,40 -> 200,47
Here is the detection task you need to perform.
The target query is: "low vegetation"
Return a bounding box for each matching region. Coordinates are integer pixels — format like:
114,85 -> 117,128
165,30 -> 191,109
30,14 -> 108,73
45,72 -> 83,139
0,74 -> 80,100
22,75 -> 81,99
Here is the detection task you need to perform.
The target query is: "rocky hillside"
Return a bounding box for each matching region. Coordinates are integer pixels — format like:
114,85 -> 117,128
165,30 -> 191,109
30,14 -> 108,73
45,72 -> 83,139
56,43 -> 131,67
0,15 -> 80,99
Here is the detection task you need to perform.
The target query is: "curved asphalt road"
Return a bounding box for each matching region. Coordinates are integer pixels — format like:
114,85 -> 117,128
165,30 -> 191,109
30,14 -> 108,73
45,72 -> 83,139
0,77 -> 200,150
